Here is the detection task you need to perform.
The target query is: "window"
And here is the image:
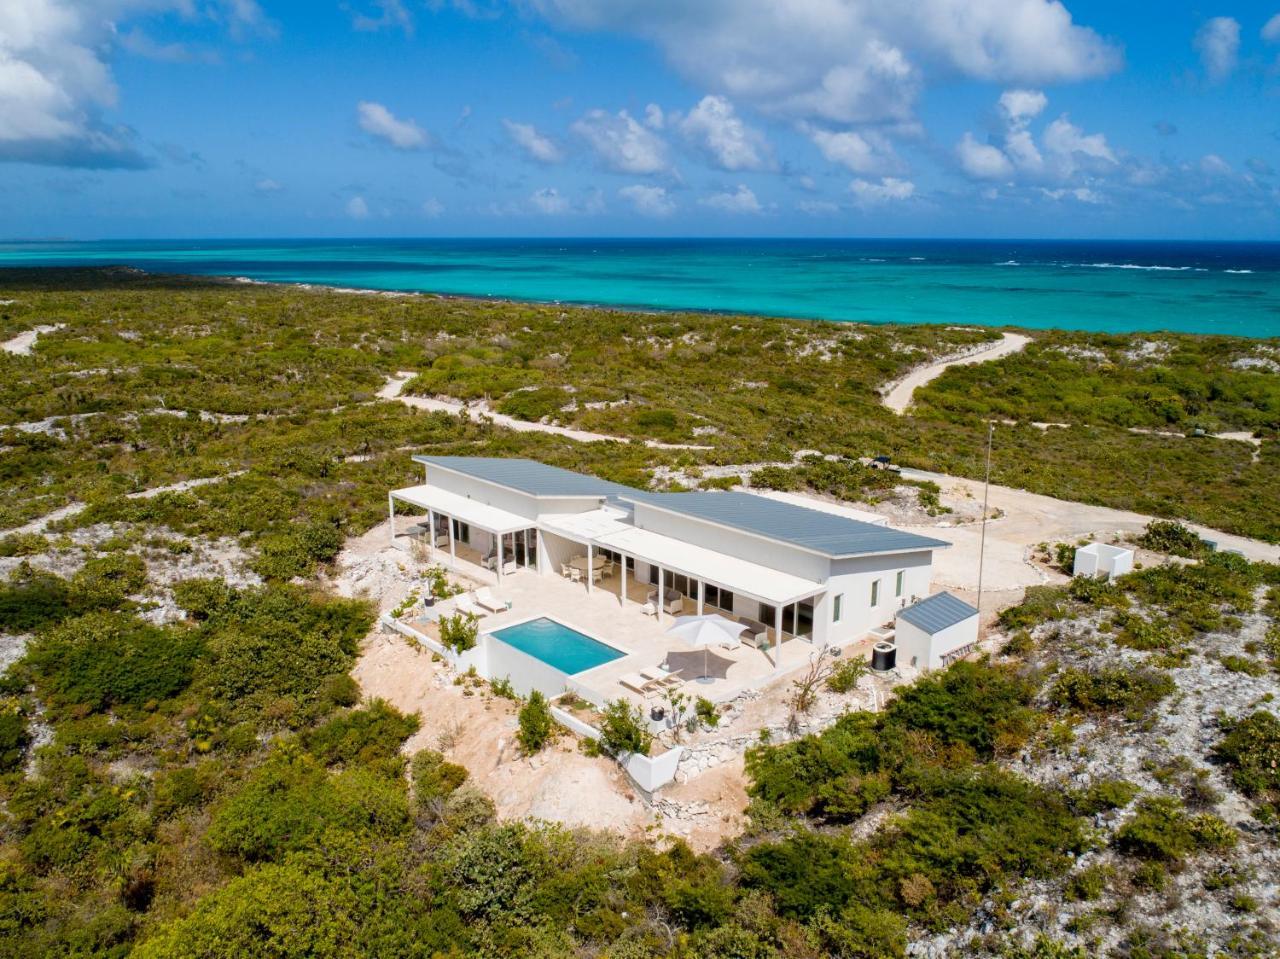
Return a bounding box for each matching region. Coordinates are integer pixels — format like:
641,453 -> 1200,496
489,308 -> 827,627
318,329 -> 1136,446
704,585 -> 734,613
895,570 -> 905,598
833,594 -> 843,622
870,579 -> 881,607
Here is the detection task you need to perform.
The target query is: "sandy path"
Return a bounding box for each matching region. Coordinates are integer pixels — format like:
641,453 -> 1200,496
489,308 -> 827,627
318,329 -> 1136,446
882,332 -> 1032,414
378,372 -> 713,451
898,467 -> 1280,573
2,324 -> 63,356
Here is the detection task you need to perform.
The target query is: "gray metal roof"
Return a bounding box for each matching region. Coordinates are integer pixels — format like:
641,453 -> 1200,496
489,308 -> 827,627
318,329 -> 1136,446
412,455 -> 636,500
897,592 -> 978,634
622,490 -> 949,558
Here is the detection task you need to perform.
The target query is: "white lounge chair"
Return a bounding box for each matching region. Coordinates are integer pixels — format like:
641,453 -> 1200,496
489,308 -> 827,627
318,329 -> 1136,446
618,671 -> 661,697
473,587 -> 507,613
454,595 -> 488,618
639,666 -> 682,689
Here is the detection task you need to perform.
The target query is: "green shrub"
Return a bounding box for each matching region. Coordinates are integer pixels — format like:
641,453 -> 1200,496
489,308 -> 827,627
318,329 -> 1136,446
438,612 -> 479,653
749,465 -> 801,491
24,611 -> 203,717
596,699 -> 652,758
517,690 -> 555,754
303,699 -> 420,767
885,661 -> 1037,759
1218,654 -> 1266,677
1065,864 -> 1113,902
998,585 -> 1070,631
497,386 -> 572,422
1114,797 -> 1236,861
1050,666 -> 1174,720
1212,711 -> 1280,812
694,696 -> 720,728
0,532 -> 47,557
1137,520 -> 1210,558
0,699 -> 29,772
826,657 -> 868,694
69,553 -> 148,610
411,749 -> 469,806
0,562 -> 70,632
1070,778 -> 1139,816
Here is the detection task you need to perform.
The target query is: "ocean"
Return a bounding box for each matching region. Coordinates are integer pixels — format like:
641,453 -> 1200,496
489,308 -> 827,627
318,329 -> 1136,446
1,238 -> 1278,338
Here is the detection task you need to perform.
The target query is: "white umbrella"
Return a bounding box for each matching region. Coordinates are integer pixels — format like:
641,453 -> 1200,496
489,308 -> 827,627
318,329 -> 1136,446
665,614 -> 746,680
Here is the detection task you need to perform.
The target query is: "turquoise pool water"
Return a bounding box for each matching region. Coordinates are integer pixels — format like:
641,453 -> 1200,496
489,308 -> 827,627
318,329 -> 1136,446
490,617 -> 625,674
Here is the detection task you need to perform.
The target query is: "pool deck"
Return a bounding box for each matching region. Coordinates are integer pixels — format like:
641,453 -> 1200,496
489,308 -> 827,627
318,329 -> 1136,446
404,552 -> 876,707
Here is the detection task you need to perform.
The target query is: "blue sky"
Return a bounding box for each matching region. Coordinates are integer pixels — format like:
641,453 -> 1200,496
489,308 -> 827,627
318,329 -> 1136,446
2,1 -> 1279,239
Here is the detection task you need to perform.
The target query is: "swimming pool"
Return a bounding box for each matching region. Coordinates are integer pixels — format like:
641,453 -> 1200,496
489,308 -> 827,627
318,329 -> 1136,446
489,617 -> 625,674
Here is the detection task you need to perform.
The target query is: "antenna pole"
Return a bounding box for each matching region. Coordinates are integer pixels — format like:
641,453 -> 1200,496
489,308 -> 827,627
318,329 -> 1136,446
976,421 -> 995,621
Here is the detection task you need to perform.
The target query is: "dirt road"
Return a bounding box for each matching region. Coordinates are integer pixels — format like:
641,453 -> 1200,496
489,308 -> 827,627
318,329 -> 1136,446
881,332 -> 1032,414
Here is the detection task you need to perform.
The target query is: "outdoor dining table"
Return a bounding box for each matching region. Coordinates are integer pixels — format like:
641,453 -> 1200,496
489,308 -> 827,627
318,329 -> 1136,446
569,555 -> 606,573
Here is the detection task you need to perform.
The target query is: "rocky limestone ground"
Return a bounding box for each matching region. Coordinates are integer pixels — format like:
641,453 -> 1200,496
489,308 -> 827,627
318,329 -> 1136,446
911,593 -> 1279,957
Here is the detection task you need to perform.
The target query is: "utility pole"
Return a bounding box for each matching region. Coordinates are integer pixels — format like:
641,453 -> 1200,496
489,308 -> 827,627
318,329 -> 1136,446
976,421 -> 995,621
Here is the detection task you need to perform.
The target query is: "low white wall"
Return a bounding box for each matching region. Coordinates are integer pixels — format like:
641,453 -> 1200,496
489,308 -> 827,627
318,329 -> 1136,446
1073,543 -> 1134,580
623,745 -> 685,793
483,631 -> 571,699
550,706 -> 600,739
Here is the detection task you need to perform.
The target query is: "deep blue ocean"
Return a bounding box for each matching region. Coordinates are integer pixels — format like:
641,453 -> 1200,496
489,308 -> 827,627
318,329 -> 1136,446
2,238 -> 1278,337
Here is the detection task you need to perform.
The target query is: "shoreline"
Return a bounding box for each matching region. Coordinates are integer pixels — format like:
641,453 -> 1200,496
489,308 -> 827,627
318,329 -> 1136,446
5,263 -> 1277,341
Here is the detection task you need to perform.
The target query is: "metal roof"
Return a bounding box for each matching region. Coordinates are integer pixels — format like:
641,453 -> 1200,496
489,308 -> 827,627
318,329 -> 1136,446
621,490 -> 949,558
390,484 -> 529,534
412,455 -> 636,500
897,592 -> 978,634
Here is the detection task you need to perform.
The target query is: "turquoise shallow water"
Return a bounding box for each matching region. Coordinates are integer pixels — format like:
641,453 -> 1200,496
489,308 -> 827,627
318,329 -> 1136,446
1,238 -> 1278,337
490,617 -> 625,675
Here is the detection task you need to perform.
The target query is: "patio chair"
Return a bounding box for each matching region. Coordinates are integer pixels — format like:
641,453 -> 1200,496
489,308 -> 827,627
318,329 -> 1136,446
737,617 -> 768,647
454,594 -> 488,618
602,558 -> 615,578
647,589 -> 683,615
472,587 -> 507,614
639,666 -> 682,690
590,567 -> 603,584
560,563 -> 572,578
618,672 -> 661,697
570,567 -> 583,584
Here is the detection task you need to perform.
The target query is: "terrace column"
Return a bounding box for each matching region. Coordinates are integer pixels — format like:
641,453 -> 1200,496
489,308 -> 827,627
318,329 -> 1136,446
773,604 -> 783,673
656,565 -> 664,625
497,533 -> 504,583
585,543 -> 593,594
698,580 -> 705,616
388,493 -> 396,547
619,556 -> 628,608
426,508 -> 436,561
536,530 -> 547,575
448,517 -> 457,570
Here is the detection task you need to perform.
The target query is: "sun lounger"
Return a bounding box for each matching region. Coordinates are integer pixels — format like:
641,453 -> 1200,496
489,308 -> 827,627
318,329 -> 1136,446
472,587 -> 507,613
454,595 -> 488,618
639,666 -> 682,689
618,671 -> 661,696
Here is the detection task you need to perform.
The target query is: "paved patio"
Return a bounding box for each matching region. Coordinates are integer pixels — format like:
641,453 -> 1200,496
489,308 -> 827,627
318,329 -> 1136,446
397,539 -> 872,707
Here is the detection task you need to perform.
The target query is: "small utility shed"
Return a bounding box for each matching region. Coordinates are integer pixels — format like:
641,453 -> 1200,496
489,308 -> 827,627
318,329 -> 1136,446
1073,543 -> 1134,580
894,592 -> 979,672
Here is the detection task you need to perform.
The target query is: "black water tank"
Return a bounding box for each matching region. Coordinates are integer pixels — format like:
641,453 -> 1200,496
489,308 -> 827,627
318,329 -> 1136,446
871,642 -> 897,672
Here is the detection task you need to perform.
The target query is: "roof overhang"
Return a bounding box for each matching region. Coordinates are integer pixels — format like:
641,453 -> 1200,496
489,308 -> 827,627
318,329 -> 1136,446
391,484 -> 529,534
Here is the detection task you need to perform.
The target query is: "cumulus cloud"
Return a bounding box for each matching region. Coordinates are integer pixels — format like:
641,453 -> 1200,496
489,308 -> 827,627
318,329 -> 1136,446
677,95 -> 773,171
1265,14 -> 1280,43
357,101 -> 429,149
1195,17 -> 1240,81
254,178 -> 283,193
803,124 -> 897,174
571,108 -> 670,174
956,133 -> 1013,180
956,91 -> 1115,184
619,183 -> 676,216
797,198 -> 840,215
1040,186 -> 1104,203
346,196 -> 370,218
502,119 -> 563,163
849,176 -> 915,205
699,184 -> 762,214
348,0 -> 414,34
422,197 -> 445,217
529,187 -> 570,214
644,103 -> 665,129
531,1 -> 1120,124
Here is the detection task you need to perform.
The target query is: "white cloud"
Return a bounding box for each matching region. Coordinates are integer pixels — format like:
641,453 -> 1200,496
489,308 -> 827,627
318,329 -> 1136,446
1200,154 -> 1232,176
699,184 -> 762,214
1265,14 -> 1280,43
254,178 -> 282,193
349,0 -> 414,34
357,101 -> 429,149
956,132 -> 1013,180
1040,186 -> 1105,203
346,196 -> 370,218
571,108 -> 670,174
502,119 -> 563,163
1195,17 -> 1240,81
677,95 -> 773,171
422,197 -> 445,217
998,88 -> 1048,123
644,103 -> 665,129
1043,115 -> 1115,169
529,187 -> 570,214
804,124 -> 897,174
531,1 -> 1120,124
619,184 -> 676,216
849,176 -> 915,204
798,198 -> 840,215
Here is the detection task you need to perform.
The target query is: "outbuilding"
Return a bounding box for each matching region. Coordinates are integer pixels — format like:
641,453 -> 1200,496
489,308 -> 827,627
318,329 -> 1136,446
1072,542 -> 1134,581
894,591 -> 979,672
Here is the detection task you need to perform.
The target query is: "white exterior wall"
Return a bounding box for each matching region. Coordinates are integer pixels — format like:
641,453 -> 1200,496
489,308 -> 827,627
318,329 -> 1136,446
894,613 -> 979,671
630,502 -> 831,581
423,467 -> 542,519
815,551 -> 933,647
1073,543 -> 1134,580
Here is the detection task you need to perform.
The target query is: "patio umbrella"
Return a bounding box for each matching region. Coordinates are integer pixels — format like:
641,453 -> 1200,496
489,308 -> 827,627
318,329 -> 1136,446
663,649 -> 736,683
665,614 -> 747,681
